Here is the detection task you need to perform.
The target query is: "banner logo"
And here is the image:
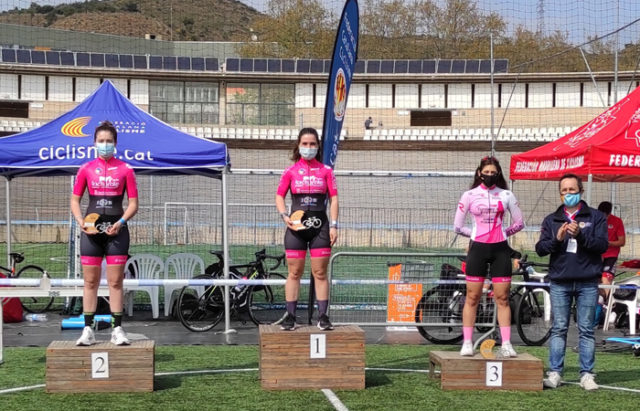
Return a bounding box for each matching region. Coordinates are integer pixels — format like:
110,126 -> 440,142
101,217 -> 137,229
333,68 -> 347,121
61,117 -> 91,137
564,100 -> 626,149
624,107 -> 640,147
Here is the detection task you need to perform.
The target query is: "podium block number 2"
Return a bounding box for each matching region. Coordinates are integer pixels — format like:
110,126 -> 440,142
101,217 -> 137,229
485,361 -> 502,387
91,352 -> 109,379
310,334 -> 326,359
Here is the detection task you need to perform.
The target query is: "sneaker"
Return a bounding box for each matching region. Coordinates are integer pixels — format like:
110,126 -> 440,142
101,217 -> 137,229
75,326 -> 96,346
580,373 -> 599,391
110,326 -> 131,345
460,340 -> 474,356
500,342 -> 517,358
317,314 -> 334,330
280,312 -> 296,331
543,371 -> 562,388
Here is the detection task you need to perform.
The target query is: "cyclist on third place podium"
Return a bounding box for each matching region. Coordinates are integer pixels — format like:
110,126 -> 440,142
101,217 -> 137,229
454,156 -> 525,357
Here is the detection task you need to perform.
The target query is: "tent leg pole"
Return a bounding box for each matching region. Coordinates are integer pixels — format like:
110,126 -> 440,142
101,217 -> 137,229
586,174 -> 593,205
5,178 -> 11,267
221,168 -> 235,335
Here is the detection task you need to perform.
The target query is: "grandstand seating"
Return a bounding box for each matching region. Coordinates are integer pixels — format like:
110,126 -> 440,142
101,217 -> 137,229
0,116 -> 571,143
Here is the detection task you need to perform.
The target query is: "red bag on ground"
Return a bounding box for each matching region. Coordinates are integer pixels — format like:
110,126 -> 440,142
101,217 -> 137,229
1,273 -> 23,323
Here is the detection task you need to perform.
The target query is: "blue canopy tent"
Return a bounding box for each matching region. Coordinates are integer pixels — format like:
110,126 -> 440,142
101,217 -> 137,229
0,81 -> 234,328
0,80 -> 229,177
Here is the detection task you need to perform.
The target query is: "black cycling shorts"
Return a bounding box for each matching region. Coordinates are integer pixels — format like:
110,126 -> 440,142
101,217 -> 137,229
465,240 -> 512,278
80,226 -> 130,260
284,211 -> 331,258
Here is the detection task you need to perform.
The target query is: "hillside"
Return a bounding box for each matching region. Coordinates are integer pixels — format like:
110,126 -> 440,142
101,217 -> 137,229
0,0 -> 262,41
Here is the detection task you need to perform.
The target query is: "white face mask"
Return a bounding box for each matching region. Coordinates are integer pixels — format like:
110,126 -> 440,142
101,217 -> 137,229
299,147 -> 318,160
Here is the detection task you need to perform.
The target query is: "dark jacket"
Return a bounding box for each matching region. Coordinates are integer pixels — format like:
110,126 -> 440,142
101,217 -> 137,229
535,200 -> 608,282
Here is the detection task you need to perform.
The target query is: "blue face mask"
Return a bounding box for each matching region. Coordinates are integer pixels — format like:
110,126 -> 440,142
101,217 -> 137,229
562,192 -> 581,207
299,147 -> 317,160
96,142 -> 115,157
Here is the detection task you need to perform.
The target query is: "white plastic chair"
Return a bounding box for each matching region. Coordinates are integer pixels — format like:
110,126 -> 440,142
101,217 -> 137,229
163,253 -> 205,317
124,254 -> 164,319
603,276 -> 640,335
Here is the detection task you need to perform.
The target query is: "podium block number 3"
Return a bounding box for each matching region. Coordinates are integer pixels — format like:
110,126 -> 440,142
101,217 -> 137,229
485,361 -> 502,387
91,352 -> 109,379
310,334 -> 326,359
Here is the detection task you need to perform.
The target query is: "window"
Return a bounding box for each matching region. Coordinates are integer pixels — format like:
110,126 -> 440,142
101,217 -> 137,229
226,83 -> 294,125
410,110 -> 452,127
149,81 -> 219,124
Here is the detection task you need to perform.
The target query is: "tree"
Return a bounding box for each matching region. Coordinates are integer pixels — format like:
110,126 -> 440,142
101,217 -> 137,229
240,0 -> 335,58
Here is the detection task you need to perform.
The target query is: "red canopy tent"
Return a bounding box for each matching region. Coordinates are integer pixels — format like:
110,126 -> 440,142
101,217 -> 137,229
510,85 -> 640,183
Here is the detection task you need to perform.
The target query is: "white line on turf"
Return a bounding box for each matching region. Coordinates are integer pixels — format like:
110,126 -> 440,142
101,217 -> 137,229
0,384 -> 45,394
155,368 -> 258,376
366,367 -> 432,373
562,381 -> 640,393
322,388 -> 349,411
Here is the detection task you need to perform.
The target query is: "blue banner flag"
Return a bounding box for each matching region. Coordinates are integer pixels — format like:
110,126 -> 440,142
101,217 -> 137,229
322,0 -> 359,168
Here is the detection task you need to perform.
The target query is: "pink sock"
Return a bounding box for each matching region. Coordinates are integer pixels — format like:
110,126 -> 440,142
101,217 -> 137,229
463,326 -> 473,342
500,326 -> 511,344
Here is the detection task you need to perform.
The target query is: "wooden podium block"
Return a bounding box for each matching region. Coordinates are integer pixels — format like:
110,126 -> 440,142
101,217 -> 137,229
429,351 -> 543,391
259,324 -> 365,390
46,340 -> 155,393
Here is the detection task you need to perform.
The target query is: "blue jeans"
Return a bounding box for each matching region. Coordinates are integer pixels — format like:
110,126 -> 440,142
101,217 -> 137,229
549,280 -> 599,375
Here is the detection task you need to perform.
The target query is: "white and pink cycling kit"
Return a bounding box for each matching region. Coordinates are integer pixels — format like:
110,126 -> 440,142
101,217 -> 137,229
73,157 -> 138,266
277,158 -> 337,259
454,185 -> 524,282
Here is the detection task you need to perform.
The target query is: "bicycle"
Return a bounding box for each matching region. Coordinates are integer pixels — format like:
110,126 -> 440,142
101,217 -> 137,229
414,255 -> 551,346
2,252 -> 51,313
414,261 -> 495,344
176,249 -> 286,332
514,256 -> 552,346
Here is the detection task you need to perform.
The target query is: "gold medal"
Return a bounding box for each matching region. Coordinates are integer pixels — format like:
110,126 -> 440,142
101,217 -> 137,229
83,213 -> 100,234
480,339 -> 496,359
289,210 -> 308,231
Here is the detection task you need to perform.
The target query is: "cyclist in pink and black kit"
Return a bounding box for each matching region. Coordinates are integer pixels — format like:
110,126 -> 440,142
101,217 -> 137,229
70,121 -> 138,346
454,156 -> 524,357
275,128 -> 338,331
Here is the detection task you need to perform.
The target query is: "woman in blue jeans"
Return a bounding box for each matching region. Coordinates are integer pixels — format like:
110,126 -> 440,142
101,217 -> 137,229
535,174 -> 608,391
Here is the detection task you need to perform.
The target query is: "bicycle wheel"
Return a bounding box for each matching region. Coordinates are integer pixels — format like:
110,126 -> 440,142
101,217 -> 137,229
17,265 -> 53,313
415,285 -> 464,344
248,273 -> 286,325
516,287 -> 552,346
176,274 -> 224,332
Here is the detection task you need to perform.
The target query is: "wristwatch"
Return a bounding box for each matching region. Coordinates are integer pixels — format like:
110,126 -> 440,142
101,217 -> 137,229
330,220 -> 338,229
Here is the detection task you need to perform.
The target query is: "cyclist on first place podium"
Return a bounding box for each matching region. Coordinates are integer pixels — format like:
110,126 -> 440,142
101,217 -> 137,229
454,156 -> 525,357
70,121 -> 139,346
275,127 -> 339,331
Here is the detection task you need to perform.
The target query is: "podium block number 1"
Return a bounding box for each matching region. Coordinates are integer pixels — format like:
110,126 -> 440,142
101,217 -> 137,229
91,352 -> 109,379
485,361 -> 502,387
310,334 -> 326,359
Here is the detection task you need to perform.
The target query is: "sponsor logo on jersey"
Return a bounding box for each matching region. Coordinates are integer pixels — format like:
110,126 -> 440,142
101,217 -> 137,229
92,176 -> 120,189
96,198 -> 112,207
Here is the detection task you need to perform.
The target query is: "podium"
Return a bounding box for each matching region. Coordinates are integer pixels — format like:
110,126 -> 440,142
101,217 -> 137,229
259,324 -> 365,390
46,340 -> 155,393
429,351 -> 543,391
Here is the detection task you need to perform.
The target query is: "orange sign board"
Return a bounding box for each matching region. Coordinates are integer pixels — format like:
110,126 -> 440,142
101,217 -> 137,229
386,264 -> 423,323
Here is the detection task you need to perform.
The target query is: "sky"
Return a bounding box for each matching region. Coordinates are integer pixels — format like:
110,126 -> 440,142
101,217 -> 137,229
1,0 -> 639,45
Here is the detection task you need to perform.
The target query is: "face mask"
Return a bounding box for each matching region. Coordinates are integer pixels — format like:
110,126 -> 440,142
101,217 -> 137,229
480,173 -> 499,187
299,147 -> 317,160
96,142 -> 115,157
562,192 -> 581,207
